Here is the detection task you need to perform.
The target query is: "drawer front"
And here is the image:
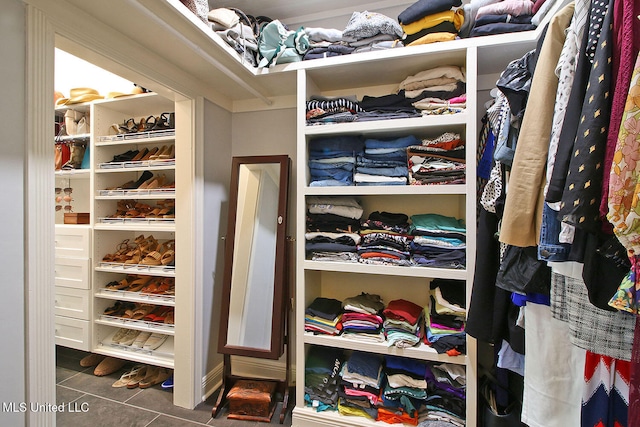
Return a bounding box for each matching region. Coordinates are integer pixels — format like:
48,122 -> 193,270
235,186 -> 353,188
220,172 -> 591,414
55,225 -> 91,257
54,287 -> 90,320
55,316 -> 90,351
54,257 -> 90,289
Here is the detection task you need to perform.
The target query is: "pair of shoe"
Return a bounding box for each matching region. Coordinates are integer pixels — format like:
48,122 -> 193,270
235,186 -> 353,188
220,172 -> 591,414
111,328 -> 168,350
93,356 -> 127,377
108,199 -> 174,220
105,170 -> 154,192
112,365 -> 172,389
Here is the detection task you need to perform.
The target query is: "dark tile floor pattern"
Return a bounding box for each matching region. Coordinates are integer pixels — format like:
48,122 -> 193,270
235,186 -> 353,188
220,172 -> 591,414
56,347 -> 293,427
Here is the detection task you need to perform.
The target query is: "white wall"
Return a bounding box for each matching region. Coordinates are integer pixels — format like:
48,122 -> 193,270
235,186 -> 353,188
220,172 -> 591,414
54,49 -> 135,98
0,0 -> 27,425
202,99 -> 232,384
230,107 -> 298,378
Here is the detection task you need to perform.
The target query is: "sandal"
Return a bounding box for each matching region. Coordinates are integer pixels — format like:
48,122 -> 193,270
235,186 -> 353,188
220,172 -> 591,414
160,240 -> 175,266
126,275 -> 152,292
126,365 -> 149,389
139,366 -> 171,389
143,115 -> 157,131
112,364 -> 146,388
118,118 -> 138,134
130,304 -> 155,320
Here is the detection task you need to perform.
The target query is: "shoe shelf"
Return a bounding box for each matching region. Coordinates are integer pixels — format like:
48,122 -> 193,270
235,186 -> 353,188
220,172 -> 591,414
304,114 -> 468,137
95,262 -> 176,277
95,288 -> 175,307
96,161 -> 175,171
303,333 -> 466,365
95,129 -> 175,145
56,133 -> 91,143
55,168 -> 90,178
96,315 -> 175,335
96,329 -> 174,369
305,184 -> 467,196
302,260 -> 467,280
96,188 -> 176,198
94,219 -> 175,233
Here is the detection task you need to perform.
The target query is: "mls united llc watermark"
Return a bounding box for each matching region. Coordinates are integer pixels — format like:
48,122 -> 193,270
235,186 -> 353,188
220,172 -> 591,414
2,402 -> 89,413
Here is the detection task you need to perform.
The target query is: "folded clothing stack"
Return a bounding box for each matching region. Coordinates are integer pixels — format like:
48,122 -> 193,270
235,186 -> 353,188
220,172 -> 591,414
382,298 -> 424,348
305,297 -> 343,335
308,135 -> 363,185
358,211 -> 413,266
338,351 -> 384,420
306,196 -> 364,263
407,132 -> 466,185
341,11 -> 404,54
424,279 -> 467,355
469,0 -> 537,38
421,362 -> 467,425
400,65 -> 467,116
380,355 -> 428,425
409,213 -> 466,269
340,293 -> 386,343
398,0 -> 464,46
304,346 -> 345,411
306,96 -> 364,126
355,135 -> 417,186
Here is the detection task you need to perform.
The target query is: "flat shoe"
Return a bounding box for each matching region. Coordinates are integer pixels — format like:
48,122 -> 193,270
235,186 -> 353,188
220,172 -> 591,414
79,353 -> 105,368
111,327 -> 129,344
139,367 -> 171,389
143,333 -> 168,350
119,329 -> 141,346
131,331 -> 152,348
126,365 -> 149,389
112,365 -> 146,388
94,357 -> 127,377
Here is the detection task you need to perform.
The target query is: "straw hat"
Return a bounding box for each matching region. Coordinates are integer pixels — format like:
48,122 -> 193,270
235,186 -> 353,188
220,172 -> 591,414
64,87 -> 104,105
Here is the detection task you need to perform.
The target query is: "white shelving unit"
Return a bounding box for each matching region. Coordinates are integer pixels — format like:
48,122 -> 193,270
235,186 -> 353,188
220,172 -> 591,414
89,93 -> 179,369
293,45 -> 478,426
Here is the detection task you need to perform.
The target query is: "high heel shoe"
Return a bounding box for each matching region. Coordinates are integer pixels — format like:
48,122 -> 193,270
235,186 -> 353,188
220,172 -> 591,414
149,145 -> 167,160
140,146 -> 158,161
129,147 -> 149,162
121,171 -> 153,190
158,145 -> 175,159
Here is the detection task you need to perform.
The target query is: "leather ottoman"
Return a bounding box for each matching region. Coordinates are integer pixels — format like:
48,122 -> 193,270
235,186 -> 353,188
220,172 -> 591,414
226,379 -> 277,422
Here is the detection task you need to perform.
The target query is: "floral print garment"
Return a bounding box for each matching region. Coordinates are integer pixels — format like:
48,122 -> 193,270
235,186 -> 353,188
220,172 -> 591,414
607,51 -> 640,314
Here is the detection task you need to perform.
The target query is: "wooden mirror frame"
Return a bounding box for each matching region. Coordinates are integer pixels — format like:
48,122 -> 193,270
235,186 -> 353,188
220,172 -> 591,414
217,154 -> 290,360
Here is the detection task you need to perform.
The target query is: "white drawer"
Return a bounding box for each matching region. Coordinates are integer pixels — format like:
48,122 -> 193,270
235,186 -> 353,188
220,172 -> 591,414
54,257 -> 90,289
54,287 -> 90,320
55,225 -> 91,257
55,316 -> 90,351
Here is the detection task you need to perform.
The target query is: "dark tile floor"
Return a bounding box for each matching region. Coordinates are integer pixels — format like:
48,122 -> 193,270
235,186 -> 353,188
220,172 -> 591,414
56,346 -> 293,427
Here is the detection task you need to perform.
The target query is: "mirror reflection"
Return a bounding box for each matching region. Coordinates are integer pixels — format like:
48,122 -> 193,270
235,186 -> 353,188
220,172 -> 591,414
226,163 -> 281,350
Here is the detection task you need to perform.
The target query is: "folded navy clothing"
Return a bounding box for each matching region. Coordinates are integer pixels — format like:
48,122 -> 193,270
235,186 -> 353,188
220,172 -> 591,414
398,0 -> 463,25
308,135 -> 364,153
306,297 -> 343,320
360,91 -> 414,110
474,13 -> 533,27
365,135 -> 420,149
469,22 -> 537,38
367,211 -> 409,226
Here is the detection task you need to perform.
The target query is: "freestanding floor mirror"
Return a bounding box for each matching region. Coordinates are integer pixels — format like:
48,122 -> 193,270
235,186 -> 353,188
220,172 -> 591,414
212,155 -> 291,423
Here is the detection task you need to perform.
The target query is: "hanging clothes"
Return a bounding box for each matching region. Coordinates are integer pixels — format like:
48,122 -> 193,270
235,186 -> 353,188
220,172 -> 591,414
499,1 -> 575,247
599,0 -> 640,221
607,52 -> 640,314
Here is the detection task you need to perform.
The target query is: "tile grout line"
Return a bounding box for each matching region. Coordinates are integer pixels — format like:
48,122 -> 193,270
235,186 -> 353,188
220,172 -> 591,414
56,384 -> 211,426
